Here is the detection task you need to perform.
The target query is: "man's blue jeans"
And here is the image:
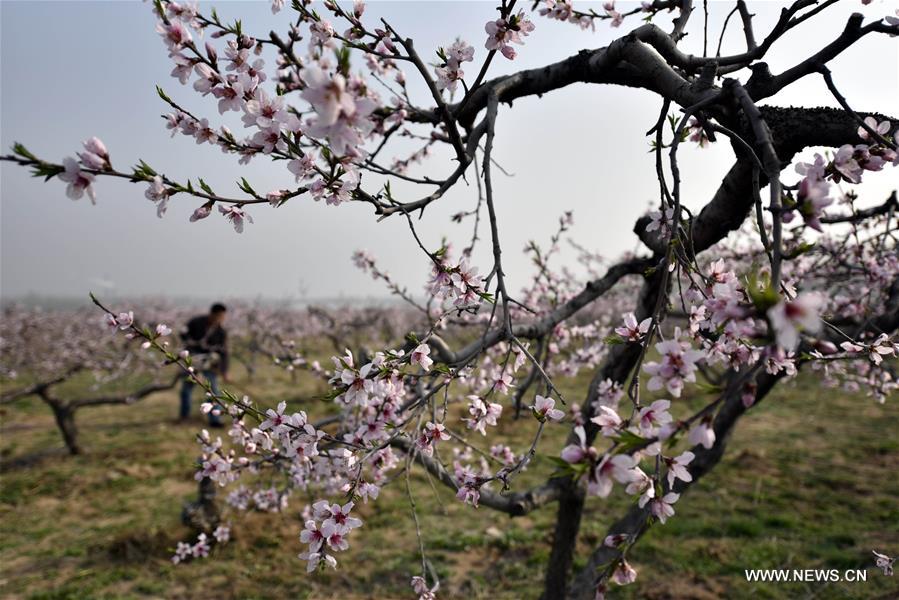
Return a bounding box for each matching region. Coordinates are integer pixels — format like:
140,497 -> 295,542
180,371 -> 222,425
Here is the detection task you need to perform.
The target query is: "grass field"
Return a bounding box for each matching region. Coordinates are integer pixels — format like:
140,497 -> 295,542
1,362 -> 897,599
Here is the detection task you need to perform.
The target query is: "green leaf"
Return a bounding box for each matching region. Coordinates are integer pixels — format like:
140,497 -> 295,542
545,456 -> 587,479
155,85 -> 171,103
238,177 -> 257,196
431,363 -> 451,375
30,163 -> 64,181
198,178 -> 215,196
745,269 -> 779,311
613,430 -> 649,454
545,456 -> 572,468
694,380 -> 722,394
477,291 -> 496,304
132,159 -> 157,180
12,142 -> 37,161
335,45 -> 352,77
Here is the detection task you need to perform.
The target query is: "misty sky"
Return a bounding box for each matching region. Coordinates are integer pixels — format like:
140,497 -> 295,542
1,1 -> 897,302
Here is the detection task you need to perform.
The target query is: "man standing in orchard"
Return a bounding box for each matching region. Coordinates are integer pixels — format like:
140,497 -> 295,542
179,303 -> 229,427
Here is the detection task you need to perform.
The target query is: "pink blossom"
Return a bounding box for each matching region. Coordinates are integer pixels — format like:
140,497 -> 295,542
243,88 -> 291,130
456,477 -> 481,507
858,116 -> 890,141
643,330 -> 704,397
767,293 -> 823,351
795,153 -> 828,180
415,421 -> 449,456
868,334 -> 897,365
465,396 -> 502,435
687,117 -> 711,147
59,157 -> 96,203
213,525 -> 230,544
251,123 -> 287,154
494,373 -> 514,395
589,453 -> 637,497
218,204 -> 253,233
316,500 -> 363,532
446,39 -> 475,66
611,559 -> 637,585
651,492 -> 680,524
267,190 -> 287,207
645,207 -> 675,238
288,155 -> 316,181
309,20 -> 335,49
794,175 -> 833,231
190,205 -> 212,222
156,20 -> 192,51
214,73 -> 254,114
115,311 -> 134,330
301,65 -> 356,128
435,39 -> 474,93
172,541 -> 192,564
193,63 -> 220,95
411,576 -> 439,600
604,2 -> 624,27
78,137 -> 110,170
144,175 -> 171,217
299,550 -> 337,572
688,420 -> 716,449
539,0 -> 574,21
873,550 -> 895,576
310,169 -> 360,206
170,52 -> 193,84
636,399 -> 672,436
590,405 -> 622,437
615,312 -> 651,342
484,11 -> 535,60
259,400 -> 292,434
561,425 -> 594,464
411,343 -> 433,371
191,533 -> 210,558
533,395 -> 565,421
665,451 -> 694,488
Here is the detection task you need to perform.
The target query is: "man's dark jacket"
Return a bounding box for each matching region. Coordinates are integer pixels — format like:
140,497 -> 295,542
180,315 -> 229,373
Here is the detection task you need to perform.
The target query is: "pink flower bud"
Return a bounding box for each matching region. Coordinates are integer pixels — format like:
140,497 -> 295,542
83,136 -> 108,158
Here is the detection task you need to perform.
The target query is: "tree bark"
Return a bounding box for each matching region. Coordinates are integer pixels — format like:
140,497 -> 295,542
48,400 -> 80,455
541,267 -> 667,598
541,480 -> 586,600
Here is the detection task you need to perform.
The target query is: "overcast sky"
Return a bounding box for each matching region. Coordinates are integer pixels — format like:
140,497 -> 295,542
1,0 -> 896,303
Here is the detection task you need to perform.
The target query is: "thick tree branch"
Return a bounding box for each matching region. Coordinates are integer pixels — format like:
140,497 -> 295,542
71,373 -> 181,408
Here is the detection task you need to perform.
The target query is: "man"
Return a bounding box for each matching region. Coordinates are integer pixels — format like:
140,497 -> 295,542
179,303 -> 229,427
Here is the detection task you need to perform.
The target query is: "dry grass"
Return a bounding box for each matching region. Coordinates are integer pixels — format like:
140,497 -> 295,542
1,361 -> 897,599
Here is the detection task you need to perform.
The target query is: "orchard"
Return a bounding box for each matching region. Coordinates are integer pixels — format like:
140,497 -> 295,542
1,1 -> 897,598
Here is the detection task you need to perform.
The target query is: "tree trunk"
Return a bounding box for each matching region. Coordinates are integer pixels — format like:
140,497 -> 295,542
541,480 -> 586,600
182,475 -> 221,533
48,401 -> 80,455
541,268 -> 667,599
